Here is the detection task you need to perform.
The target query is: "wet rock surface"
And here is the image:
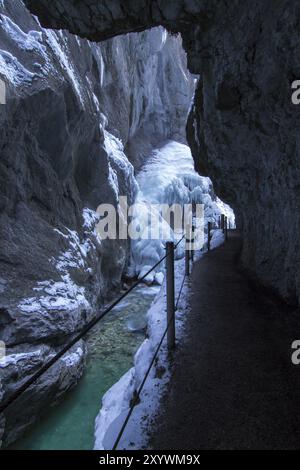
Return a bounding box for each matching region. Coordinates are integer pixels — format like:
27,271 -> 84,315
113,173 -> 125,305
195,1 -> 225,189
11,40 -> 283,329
1,341 -> 86,446
26,0 -> 300,304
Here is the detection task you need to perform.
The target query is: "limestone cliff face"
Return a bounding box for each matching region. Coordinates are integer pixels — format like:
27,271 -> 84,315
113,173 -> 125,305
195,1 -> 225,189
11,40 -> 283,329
185,0 -> 300,306
0,0 -> 193,445
25,0 -> 300,306
99,27 -> 195,169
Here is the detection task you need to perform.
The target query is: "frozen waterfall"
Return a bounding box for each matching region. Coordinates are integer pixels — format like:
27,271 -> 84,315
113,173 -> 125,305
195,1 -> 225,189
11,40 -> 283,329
128,140 -> 235,283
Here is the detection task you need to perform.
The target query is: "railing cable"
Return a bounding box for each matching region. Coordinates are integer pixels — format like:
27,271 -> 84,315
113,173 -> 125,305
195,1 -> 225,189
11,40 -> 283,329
0,224 -> 229,441
175,273 -> 186,311
112,257 -> 187,450
0,253 -> 169,415
174,233 -> 185,249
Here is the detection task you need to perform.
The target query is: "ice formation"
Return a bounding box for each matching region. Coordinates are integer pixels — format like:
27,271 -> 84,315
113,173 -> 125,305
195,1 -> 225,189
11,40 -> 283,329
128,140 -> 235,282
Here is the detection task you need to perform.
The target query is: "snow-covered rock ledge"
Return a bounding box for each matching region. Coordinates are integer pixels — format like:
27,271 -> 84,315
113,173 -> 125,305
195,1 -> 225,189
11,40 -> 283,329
94,229 -> 225,450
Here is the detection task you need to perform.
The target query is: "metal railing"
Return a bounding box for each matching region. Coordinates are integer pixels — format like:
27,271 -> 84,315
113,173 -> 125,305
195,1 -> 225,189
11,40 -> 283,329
0,218 -> 229,449
112,220 -> 229,449
0,234 -> 186,416
112,234 -> 188,450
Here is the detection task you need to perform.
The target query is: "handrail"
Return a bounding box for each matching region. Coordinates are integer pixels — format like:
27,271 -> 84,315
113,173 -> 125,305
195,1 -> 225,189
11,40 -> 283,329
0,224 -> 225,447
0,236 -> 185,416
111,226 -> 228,450
112,262 -> 187,450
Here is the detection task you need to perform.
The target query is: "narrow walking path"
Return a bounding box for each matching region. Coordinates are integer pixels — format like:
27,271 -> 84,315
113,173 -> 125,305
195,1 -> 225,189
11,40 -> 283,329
151,231 -> 300,449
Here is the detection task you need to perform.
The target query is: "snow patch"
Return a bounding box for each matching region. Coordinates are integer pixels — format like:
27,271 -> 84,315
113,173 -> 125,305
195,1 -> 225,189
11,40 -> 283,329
61,347 -> 84,367
53,227 -> 94,271
0,49 -> 35,86
18,274 -> 89,314
17,207 -> 101,315
1,15 -> 46,55
94,368 -> 135,450
104,130 -> 138,202
45,30 -> 84,105
0,349 -> 41,369
82,208 -> 100,232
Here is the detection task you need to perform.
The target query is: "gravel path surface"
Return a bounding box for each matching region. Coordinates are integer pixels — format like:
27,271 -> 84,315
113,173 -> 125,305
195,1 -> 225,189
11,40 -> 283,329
150,231 -> 300,449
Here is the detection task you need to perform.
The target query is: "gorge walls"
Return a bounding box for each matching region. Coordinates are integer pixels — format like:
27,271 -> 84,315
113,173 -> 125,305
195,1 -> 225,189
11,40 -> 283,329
25,0 -> 300,306
3,0 -> 300,448
0,0 -> 194,445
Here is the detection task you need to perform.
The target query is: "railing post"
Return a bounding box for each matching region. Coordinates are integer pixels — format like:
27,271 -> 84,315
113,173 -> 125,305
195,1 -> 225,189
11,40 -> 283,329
221,214 -> 225,233
225,216 -> 228,241
207,221 -> 211,251
166,241 -> 175,350
190,224 -> 195,262
185,224 -> 190,276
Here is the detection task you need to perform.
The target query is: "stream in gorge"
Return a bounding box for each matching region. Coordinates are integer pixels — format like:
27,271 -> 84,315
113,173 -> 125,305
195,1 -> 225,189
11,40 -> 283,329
9,284 -> 161,450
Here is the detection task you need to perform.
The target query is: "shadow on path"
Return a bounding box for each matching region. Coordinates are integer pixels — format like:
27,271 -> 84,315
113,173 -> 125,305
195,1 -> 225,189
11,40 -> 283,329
151,231 -> 300,449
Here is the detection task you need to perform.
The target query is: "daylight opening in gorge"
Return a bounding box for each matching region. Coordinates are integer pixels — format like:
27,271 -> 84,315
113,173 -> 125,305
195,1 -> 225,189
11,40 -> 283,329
1,0 -> 300,459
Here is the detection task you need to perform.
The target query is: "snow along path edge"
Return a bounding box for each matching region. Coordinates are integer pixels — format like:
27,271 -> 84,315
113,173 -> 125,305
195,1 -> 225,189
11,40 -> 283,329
94,230 -> 225,450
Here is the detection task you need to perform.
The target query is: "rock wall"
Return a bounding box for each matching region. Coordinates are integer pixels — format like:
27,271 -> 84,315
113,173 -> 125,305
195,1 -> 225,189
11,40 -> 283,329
0,0 -> 194,446
186,1 -> 300,306
25,0 -> 300,306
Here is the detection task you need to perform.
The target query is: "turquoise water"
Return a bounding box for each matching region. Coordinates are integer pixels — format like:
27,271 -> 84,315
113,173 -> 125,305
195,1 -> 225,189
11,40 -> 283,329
10,285 -> 160,450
